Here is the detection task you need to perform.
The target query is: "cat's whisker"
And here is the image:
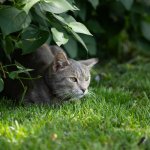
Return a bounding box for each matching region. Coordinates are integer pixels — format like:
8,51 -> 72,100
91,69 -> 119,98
53,87 -> 96,102
53,90 -> 65,95
87,90 -> 96,98
70,93 -> 76,99
55,91 -> 72,101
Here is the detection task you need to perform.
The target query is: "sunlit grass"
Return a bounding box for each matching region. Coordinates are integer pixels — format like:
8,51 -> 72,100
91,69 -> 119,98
0,58 -> 150,150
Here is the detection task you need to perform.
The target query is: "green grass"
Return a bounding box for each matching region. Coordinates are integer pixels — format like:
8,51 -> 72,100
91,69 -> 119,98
0,56 -> 150,150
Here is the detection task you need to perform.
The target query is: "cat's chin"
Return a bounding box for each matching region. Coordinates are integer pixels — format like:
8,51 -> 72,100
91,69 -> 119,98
56,90 -> 87,101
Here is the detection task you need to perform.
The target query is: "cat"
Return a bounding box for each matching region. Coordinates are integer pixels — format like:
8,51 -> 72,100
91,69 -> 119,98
2,44 -> 98,105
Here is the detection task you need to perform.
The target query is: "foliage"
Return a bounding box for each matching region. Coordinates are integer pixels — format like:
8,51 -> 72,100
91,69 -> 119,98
0,0 -> 92,91
0,58 -> 150,149
64,0 -> 150,59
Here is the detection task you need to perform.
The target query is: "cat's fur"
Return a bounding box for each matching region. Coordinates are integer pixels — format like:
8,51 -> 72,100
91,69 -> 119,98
2,44 -> 98,105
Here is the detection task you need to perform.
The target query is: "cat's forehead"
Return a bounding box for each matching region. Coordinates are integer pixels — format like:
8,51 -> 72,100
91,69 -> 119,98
66,59 -> 90,77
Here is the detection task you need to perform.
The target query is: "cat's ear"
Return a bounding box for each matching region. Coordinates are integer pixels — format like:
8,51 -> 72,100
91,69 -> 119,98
52,52 -> 70,72
79,58 -> 98,69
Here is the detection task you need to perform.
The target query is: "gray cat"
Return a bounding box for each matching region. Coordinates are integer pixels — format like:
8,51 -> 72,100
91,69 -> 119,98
3,44 -> 98,105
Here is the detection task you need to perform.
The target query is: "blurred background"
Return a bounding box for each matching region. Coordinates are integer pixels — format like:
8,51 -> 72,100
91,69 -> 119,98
64,0 -> 150,62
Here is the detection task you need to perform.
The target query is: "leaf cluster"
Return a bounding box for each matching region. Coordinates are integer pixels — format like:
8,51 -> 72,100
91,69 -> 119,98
0,0 -> 92,91
68,0 -> 150,59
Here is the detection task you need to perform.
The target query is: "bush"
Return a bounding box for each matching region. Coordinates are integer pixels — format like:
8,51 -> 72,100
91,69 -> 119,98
0,0 -> 92,92
64,0 -> 150,60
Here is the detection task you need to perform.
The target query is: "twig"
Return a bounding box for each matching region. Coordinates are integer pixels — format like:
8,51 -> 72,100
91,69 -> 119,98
0,62 -> 6,78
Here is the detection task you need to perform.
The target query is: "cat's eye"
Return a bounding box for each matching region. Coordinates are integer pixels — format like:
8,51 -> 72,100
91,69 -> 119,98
69,77 -> 77,82
85,76 -> 90,81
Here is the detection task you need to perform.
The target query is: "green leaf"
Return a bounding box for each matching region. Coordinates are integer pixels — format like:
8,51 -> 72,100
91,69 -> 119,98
0,77 -> 4,92
52,14 -> 88,50
63,15 -> 76,23
20,27 -> 49,54
15,61 -> 28,71
23,0 -> 40,13
51,28 -> 68,46
40,0 -> 78,14
64,37 -> 78,58
88,0 -> 99,9
53,14 -> 92,36
9,69 -> 33,80
3,36 -> 14,55
68,28 -> 87,50
22,15 -> 31,29
68,22 -> 92,35
52,14 -> 67,25
53,14 -> 76,25
33,4 -> 49,27
81,35 -> 97,55
66,0 -> 75,4
120,0 -> 134,10
141,21 -> 150,41
0,7 -> 31,36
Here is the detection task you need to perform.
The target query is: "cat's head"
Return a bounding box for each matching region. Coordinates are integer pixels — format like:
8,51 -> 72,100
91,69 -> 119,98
45,51 -> 98,100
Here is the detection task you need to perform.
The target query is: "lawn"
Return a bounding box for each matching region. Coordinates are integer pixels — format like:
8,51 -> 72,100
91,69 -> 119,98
0,56 -> 150,150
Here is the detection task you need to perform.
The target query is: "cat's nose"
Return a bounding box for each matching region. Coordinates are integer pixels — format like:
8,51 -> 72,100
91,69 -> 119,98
81,88 -> 86,93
